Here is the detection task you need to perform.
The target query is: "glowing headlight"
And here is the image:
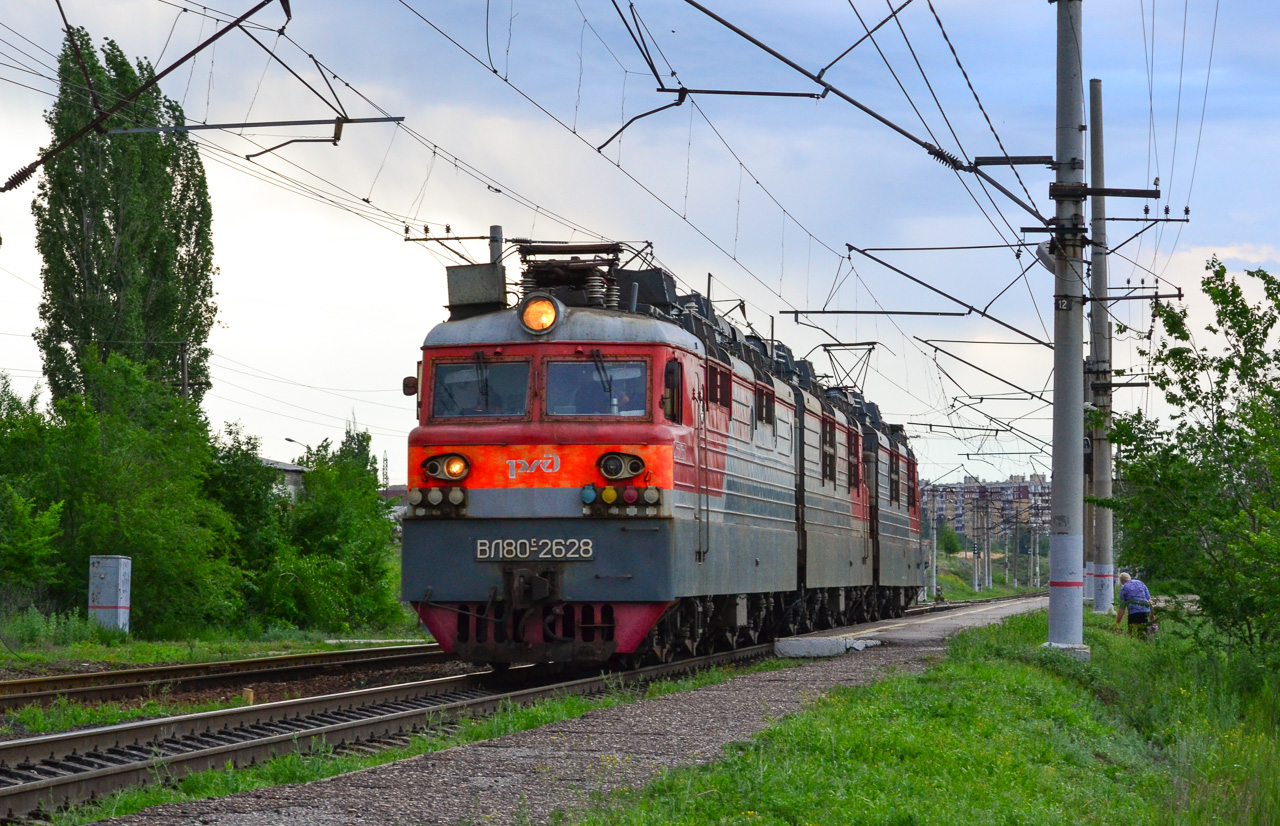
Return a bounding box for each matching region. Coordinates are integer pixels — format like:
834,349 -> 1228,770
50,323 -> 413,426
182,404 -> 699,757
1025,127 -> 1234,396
443,455 -> 469,479
520,295 -> 558,334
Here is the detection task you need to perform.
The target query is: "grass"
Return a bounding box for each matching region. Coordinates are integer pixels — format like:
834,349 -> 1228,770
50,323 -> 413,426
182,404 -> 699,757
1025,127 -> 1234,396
1,694 -> 248,738
0,606 -> 425,675
933,550 -> 1044,601
561,611 -> 1280,826
47,659 -> 790,825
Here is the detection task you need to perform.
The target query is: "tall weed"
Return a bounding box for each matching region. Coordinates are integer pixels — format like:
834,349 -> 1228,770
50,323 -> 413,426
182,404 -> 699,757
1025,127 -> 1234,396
0,606 -> 116,648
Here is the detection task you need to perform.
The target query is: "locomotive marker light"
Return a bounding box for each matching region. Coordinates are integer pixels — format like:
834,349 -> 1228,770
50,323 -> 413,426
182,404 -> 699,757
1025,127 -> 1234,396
519,293 -> 561,335
601,486 -> 619,504
426,488 -> 444,506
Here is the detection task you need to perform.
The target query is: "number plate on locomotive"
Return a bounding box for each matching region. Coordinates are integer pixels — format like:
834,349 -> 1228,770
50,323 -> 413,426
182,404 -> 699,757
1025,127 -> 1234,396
475,538 -> 595,561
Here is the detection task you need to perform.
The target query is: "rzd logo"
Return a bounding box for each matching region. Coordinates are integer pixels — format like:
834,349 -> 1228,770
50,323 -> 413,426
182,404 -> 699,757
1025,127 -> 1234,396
507,454 -> 561,479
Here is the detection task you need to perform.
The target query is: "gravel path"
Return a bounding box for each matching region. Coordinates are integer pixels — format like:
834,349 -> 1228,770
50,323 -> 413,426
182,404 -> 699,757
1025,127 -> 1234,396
97,642 -> 940,826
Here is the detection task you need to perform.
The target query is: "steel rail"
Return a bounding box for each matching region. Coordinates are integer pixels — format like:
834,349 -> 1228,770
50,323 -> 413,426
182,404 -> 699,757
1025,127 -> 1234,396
0,645 -> 770,820
0,644 -> 446,711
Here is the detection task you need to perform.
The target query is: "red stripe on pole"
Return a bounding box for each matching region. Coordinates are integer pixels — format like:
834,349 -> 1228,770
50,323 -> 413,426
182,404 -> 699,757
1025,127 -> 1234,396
1095,573 -> 1116,579
1048,581 -> 1084,587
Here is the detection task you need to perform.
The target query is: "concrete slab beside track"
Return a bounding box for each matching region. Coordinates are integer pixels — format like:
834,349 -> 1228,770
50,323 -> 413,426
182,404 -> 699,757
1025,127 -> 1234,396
97,596 -> 1048,826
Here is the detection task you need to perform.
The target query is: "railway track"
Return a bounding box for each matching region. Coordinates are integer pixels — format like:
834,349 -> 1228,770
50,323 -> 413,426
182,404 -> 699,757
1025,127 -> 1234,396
0,644 -> 448,712
0,645 -> 771,821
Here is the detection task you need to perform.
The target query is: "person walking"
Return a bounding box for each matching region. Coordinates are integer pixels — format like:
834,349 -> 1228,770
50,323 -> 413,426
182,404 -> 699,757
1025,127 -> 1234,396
1115,572 -> 1154,636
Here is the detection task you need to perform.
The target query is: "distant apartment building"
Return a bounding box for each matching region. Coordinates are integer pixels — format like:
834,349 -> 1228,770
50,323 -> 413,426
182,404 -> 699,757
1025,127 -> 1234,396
921,473 -> 1050,541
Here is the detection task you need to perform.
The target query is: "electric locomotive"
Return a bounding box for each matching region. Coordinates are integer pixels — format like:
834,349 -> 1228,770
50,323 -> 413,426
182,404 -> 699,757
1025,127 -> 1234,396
401,240 -> 923,665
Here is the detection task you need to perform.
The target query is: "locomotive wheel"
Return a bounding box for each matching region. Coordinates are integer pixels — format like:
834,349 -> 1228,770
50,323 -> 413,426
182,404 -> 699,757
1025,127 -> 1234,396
849,593 -> 867,624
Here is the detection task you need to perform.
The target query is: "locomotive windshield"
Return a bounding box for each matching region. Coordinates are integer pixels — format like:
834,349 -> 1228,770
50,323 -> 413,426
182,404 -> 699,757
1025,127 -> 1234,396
546,360 -> 647,417
431,360 -> 529,418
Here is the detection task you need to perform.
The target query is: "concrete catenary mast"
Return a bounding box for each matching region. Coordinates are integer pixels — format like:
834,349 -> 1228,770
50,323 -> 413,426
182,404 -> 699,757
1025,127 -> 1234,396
1089,80 -> 1115,615
1047,0 -> 1089,658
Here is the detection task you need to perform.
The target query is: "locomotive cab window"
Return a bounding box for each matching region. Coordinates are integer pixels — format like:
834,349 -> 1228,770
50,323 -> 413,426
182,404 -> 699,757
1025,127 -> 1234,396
546,358 -> 648,417
662,359 -> 683,423
431,359 -> 529,418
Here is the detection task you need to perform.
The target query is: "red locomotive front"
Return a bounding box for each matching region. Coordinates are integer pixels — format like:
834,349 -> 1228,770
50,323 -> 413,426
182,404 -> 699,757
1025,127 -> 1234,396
401,245 -> 707,664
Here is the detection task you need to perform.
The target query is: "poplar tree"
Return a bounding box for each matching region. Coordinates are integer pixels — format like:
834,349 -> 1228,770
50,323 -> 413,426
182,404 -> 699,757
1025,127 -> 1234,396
33,27 -> 216,403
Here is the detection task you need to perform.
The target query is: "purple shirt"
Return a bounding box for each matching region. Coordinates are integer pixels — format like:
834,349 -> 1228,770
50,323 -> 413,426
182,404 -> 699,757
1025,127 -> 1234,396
1120,579 -> 1152,615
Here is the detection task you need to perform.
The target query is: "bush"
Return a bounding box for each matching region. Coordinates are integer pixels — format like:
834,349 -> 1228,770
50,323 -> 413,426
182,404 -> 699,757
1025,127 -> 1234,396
0,363 -> 406,640
262,429 -> 401,633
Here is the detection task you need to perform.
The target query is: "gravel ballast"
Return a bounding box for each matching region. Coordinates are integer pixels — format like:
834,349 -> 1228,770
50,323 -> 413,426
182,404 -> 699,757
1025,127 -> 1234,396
97,645 -> 935,826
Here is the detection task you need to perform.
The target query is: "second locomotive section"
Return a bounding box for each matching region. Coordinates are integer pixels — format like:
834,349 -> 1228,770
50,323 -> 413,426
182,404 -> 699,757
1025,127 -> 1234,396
402,243 -> 923,664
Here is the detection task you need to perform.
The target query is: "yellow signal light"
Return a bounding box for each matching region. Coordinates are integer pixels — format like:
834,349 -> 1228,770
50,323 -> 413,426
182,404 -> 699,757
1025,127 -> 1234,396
521,297 -> 558,333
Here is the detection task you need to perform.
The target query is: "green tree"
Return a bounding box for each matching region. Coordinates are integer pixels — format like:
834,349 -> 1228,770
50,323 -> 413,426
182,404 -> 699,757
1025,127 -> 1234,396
0,375 -> 61,599
33,27 -> 215,403
0,484 -> 63,592
1108,258 -> 1280,654
205,423 -> 291,614
263,426 -> 401,632
938,523 -> 964,555
0,356 -> 241,637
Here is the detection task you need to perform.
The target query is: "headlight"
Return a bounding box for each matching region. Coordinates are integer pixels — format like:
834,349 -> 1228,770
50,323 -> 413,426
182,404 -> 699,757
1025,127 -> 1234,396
443,455 -> 468,479
599,454 -> 625,479
520,294 -> 559,334
424,453 -> 470,481
598,452 -> 644,480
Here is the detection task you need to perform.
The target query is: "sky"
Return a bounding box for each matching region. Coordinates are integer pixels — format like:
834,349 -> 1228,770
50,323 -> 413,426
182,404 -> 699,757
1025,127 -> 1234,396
1,0 -> 1275,487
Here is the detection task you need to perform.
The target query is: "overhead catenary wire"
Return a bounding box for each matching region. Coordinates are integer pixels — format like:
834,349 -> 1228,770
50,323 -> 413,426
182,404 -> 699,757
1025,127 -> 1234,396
7,3 -> 1090,481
